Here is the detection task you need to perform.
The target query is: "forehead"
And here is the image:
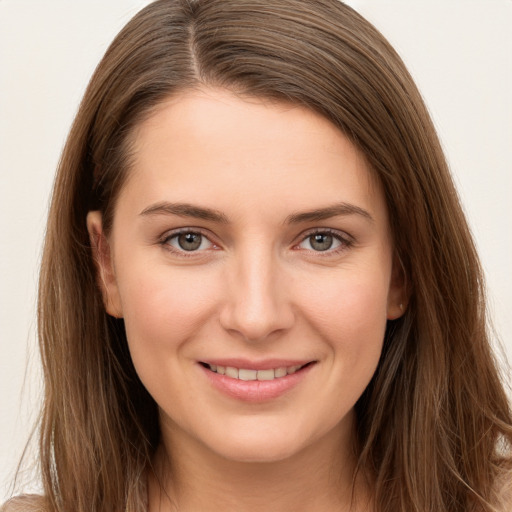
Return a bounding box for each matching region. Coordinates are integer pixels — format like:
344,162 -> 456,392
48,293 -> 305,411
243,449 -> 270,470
119,87 -> 386,225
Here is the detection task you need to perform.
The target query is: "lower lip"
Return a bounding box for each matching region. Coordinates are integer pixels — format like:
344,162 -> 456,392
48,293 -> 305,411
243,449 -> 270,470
200,364 -> 315,402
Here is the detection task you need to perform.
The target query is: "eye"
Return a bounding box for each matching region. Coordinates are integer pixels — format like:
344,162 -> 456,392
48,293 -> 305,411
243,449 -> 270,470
297,230 -> 350,253
164,231 -> 214,252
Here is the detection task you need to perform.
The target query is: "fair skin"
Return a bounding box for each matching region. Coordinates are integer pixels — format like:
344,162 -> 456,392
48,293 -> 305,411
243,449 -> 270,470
87,87 -> 405,512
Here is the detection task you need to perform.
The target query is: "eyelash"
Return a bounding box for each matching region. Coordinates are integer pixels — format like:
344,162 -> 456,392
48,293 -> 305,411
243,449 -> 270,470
159,228 -> 217,258
294,228 -> 354,256
158,228 -> 353,257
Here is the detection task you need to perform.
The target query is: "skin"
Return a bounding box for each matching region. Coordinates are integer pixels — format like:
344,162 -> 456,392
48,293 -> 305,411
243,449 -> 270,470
88,87 -> 405,511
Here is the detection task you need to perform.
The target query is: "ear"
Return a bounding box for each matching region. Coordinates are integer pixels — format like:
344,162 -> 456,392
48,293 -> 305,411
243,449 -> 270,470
387,254 -> 408,320
86,211 -> 123,318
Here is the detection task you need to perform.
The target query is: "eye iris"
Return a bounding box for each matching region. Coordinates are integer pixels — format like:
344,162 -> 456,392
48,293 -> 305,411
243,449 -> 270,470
310,233 -> 333,251
178,232 -> 202,251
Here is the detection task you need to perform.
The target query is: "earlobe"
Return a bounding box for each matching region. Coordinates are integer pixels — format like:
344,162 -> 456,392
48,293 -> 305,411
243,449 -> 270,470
387,300 -> 406,320
386,255 -> 408,320
86,211 -> 123,318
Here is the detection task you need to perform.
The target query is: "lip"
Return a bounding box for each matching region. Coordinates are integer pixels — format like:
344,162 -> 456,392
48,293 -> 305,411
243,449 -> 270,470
198,359 -> 316,403
201,358 -> 312,371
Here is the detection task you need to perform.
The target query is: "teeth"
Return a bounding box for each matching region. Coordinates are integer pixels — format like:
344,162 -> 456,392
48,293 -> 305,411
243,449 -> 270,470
207,363 -> 306,380
239,369 -> 257,381
275,367 -> 287,378
257,369 -> 275,381
225,366 -> 239,378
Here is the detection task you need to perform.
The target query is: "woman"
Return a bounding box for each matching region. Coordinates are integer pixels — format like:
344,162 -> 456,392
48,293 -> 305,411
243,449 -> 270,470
3,0 -> 511,511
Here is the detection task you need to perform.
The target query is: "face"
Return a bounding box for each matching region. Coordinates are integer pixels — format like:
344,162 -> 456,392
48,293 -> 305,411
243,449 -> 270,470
88,88 -> 404,464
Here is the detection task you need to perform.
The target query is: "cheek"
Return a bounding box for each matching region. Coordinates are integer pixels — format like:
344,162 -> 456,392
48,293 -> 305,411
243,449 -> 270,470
299,264 -> 390,332
115,264 -> 225,411
297,265 -> 390,379
116,263 -> 221,353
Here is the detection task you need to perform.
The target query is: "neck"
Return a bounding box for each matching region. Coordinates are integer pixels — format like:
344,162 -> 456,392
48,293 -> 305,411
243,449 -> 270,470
148,415 -> 372,512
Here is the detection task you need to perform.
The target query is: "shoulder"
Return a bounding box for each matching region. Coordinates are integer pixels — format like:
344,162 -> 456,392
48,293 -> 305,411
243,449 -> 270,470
0,495 -> 48,512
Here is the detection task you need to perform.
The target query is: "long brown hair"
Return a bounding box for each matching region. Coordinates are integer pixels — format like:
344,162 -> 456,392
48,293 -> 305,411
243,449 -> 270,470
22,0 -> 512,511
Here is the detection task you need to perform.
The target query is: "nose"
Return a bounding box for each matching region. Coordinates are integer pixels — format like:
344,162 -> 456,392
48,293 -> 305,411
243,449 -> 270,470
219,246 -> 295,342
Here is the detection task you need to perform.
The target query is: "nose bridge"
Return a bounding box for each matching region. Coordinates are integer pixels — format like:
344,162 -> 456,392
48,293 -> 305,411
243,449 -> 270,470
220,240 -> 293,341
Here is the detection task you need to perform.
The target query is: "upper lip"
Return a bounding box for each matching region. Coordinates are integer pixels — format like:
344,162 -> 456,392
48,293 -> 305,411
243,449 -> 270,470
199,358 -> 315,371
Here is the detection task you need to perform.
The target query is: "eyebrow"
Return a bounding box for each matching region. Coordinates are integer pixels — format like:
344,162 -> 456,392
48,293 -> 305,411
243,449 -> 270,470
285,202 -> 374,224
139,201 -> 373,224
139,202 -> 229,223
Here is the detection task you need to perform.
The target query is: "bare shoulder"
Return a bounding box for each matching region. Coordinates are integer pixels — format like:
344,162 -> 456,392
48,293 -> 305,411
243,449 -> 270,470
0,495 -> 48,512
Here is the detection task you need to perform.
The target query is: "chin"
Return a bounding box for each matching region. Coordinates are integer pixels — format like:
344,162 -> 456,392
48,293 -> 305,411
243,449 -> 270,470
201,423 -> 324,464
216,440 -> 306,464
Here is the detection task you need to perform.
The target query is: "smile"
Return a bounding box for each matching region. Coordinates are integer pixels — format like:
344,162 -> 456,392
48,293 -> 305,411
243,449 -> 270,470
202,363 -> 308,381
200,360 -> 316,402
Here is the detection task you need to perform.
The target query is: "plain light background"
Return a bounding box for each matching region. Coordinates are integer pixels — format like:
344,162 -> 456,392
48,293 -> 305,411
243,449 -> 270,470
1,0 -> 511,501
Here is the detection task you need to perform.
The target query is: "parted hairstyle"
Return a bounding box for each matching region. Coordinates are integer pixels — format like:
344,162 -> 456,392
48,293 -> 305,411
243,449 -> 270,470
10,1 -> 512,511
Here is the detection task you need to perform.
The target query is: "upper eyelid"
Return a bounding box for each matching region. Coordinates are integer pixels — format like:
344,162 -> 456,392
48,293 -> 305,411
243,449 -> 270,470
293,228 -> 354,256
296,227 -> 353,243
160,227 -> 215,242
159,228 -> 218,255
